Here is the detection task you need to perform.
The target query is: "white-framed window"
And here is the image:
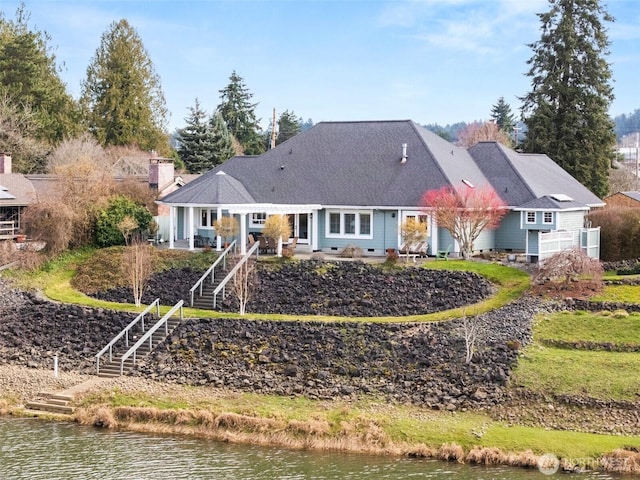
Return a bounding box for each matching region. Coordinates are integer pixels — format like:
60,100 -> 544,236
199,209 -> 217,227
251,212 -> 267,226
325,210 -> 373,239
403,213 -> 429,234
543,212 -> 554,224
526,211 -> 536,224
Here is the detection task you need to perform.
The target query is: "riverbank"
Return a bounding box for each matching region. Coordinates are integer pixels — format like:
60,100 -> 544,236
3,259 -> 640,475
4,364 -> 640,475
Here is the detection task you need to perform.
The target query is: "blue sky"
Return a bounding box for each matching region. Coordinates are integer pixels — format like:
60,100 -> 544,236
1,0 -> 638,132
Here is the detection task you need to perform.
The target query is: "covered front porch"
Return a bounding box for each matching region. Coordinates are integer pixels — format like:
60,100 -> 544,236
165,203 -> 322,254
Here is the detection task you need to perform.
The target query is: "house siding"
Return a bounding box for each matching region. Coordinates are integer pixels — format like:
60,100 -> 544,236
495,212 -> 526,251
474,229 -> 495,252
317,209 -> 386,254
557,210 -> 587,246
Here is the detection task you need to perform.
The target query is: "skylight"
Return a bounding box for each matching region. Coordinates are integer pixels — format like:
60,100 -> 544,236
550,193 -> 573,202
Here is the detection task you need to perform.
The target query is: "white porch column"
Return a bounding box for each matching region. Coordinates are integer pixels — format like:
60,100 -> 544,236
188,206 -> 195,250
240,213 -> 247,255
311,209 -> 319,251
216,207 -> 222,251
430,215 -> 438,254
396,211 -> 402,248
169,206 -> 175,249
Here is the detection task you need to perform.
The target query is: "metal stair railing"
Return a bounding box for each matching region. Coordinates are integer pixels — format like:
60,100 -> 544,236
95,299 -> 160,374
189,240 -> 237,306
212,241 -> 260,309
118,300 -> 184,375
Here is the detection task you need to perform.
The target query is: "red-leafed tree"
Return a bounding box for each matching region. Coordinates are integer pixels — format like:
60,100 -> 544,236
421,185 -> 507,260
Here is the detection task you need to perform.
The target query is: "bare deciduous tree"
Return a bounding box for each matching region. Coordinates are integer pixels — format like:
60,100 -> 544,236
118,215 -> 153,307
231,255 -> 258,315
461,309 -> 483,364
456,121 -> 512,149
534,247 -> 603,287
22,199 -> 75,255
262,214 -> 292,257
421,184 -> 506,260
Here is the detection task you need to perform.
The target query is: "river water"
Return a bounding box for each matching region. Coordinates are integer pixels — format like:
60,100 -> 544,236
0,417 -> 622,479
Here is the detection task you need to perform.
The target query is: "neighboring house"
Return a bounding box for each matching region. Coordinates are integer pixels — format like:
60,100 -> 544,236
158,120 -> 603,262
0,153 -> 38,240
604,191 -> 640,208
0,153 -> 194,243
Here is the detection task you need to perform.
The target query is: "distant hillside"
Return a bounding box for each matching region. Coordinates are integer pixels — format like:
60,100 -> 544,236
426,108 -> 640,145
613,109 -> 640,140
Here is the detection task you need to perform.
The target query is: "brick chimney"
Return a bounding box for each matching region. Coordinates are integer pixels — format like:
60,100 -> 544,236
0,152 -> 12,174
149,157 -> 174,191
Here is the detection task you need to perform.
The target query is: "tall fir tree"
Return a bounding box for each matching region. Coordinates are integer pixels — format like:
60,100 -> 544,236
208,111 -> 235,167
176,99 -> 214,173
216,71 -> 264,155
0,4 -> 80,166
80,19 -> 170,155
520,0 -> 615,198
276,110 -> 302,145
490,97 -> 516,134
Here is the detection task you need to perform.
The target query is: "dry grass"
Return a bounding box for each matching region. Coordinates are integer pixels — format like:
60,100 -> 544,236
600,449 -> 640,474
71,403 -> 638,474
0,399 -> 9,415
437,442 -> 465,463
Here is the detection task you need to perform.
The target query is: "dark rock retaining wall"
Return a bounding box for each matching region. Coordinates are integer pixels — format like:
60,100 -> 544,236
92,261 -> 494,318
0,292 -> 136,372
133,298 -> 543,410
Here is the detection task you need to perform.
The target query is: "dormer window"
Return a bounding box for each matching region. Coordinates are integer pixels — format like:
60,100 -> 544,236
526,211 -> 536,224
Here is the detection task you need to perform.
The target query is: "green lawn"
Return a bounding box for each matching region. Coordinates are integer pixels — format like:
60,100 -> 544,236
535,310 -> 640,347
591,284 -> 640,303
512,345 -> 640,401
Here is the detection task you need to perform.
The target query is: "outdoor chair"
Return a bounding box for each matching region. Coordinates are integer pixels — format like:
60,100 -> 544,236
267,237 -> 277,253
436,245 -> 451,260
258,236 -> 268,254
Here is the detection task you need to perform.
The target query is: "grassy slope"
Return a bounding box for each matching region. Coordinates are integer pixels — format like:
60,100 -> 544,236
7,250 -> 640,460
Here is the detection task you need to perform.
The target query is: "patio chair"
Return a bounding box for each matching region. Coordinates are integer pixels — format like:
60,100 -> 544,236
267,237 -> 277,253
258,236 -> 268,254
436,245 -> 451,260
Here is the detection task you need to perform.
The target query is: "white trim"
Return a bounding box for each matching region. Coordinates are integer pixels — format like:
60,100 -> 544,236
525,211 -> 536,224
325,209 -> 374,239
543,211 -> 554,224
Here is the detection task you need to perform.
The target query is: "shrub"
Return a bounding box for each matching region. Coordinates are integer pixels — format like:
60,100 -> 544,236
534,248 -> 603,297
588,207 -> 640,261
94,195 -> 153,248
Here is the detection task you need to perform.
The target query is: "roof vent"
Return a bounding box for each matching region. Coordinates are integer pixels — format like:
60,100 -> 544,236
401,143 -> 407,164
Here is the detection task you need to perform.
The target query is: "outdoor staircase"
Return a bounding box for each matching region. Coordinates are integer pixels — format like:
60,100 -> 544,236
26,392 -> 75,415
191,272 -> 226,310
97,316 -> 182,377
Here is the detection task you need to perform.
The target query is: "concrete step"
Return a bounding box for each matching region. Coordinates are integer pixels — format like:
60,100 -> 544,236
25,401 -> 74,415
39,392 -> 74,402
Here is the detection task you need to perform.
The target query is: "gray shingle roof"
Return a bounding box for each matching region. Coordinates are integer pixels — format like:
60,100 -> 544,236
469,142 -> 603,207
161,170 -> 255,204
161,120 -> 604,210
0,174 -> 38,206
620,191 -> 640,202
515,196 -> 588,211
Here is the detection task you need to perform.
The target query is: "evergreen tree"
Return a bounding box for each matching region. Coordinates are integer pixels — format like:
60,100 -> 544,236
490,97 -> 516,134
216,71 -> 264,155
276,110 -> 302,145
176,100 -> 235,173
0,5 -> 80,147
176,99 -> 214,173
208,111 -> 235,167
81,19 -> 170,155
520,0 -> 616,198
